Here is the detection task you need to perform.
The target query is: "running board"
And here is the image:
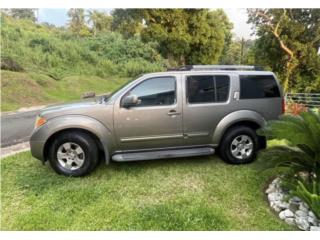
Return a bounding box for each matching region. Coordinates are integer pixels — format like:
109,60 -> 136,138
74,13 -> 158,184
112,147 -> 215,162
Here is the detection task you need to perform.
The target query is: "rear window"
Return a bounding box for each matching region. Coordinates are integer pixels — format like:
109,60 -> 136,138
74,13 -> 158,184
240,75 -> 280,99
187,75 -> 230,104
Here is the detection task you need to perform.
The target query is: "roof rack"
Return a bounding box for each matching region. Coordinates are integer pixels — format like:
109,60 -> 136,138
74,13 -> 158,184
168,65 -> 264,71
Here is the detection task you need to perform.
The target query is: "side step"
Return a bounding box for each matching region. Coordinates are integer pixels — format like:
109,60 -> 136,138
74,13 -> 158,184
112,147 -> 215,162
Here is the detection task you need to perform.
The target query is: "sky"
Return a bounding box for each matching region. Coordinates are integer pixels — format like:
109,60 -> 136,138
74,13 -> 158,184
37,8 -> 255,40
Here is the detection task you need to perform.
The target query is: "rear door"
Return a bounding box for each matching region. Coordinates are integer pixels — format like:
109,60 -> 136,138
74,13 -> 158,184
182,73 -> 235,146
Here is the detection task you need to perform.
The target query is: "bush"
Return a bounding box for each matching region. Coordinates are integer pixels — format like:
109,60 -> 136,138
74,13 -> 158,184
257,110 -> 320,217
1,15 -> 164,79
120,59 -> 164,77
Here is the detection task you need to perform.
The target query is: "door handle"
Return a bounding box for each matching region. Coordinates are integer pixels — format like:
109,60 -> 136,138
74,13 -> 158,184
167,110 -> 181,116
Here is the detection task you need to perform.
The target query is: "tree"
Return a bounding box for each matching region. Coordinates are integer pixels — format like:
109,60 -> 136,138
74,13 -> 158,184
112,9 -> 232,66
220,38 -> 254,65
111,9 -> 144,38
87,10 -> 112,37
186,9 -> 233,64
8,9 -> 36,22
248,9 -> 320,92
67,8 -> 90,37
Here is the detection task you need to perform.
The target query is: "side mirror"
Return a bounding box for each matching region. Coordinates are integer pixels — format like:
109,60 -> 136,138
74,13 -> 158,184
122,95 -> 139,108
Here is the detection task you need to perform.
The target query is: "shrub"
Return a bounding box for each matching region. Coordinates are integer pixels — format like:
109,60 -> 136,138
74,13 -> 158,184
286,102 -> 308,115
120,59 -> 164,77
258,110 -> 320,217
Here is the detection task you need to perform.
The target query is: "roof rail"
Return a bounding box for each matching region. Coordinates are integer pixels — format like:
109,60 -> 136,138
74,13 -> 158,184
168,65 -> 264,71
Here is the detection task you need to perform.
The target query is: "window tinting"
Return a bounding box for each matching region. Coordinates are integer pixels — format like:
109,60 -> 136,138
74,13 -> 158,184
128,77 -> 176,107
187,75 -> 230,104
240,75 -> 280,99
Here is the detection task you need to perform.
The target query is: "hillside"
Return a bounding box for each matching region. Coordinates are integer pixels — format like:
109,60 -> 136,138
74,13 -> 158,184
1,15 -> 164,111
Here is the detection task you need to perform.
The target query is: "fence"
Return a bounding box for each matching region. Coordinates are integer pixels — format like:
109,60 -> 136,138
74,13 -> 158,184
285,93 -> 320,109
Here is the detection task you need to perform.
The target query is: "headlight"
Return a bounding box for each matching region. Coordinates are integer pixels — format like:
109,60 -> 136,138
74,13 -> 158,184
34,116 -> 47,129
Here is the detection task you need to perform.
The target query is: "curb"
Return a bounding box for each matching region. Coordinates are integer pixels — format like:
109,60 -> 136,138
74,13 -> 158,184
0,142 -> 30,159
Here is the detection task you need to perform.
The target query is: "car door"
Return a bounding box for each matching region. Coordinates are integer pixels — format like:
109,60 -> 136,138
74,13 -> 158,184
182,73 -> 234,146
114,74 -> 184,151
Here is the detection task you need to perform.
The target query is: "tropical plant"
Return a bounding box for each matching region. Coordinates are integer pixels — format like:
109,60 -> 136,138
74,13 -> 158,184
285,102 -> 308,115
258,110 -> 320,216
293,180 -> 320,218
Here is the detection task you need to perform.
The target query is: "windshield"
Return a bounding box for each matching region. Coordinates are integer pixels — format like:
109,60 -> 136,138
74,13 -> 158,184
103,77 -> 139,102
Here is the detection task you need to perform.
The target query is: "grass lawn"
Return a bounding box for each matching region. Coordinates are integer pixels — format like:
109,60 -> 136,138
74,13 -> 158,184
1,151 -> 294,230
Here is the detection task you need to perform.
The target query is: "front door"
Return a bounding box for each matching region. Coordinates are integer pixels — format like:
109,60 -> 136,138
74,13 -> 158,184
114,75 -> 184,151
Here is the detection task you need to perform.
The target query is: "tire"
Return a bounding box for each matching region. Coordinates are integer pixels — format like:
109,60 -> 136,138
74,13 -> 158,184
219,126 -> 259,164
48,131 -> 99,177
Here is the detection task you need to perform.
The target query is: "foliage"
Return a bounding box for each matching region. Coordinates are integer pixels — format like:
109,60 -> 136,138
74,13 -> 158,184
258,111 -> 320,216
1,15 -> 164,79
87,10 -> 112,37
293,180 -> 320,218
247,9 -> 320,93
111,9 -> 144,38
219,38 -> 254,65
285,102 -> 308,115
111,9 -> 233,66
67,8 -> 90,37
3,9 -> 36,22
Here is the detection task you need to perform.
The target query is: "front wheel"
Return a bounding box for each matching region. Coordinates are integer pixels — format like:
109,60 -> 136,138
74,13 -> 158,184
219,126 -> 259,164
48,131 -> 99,177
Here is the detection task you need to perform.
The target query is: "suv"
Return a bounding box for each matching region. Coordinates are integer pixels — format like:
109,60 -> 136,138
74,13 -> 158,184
30,65 -> 284,176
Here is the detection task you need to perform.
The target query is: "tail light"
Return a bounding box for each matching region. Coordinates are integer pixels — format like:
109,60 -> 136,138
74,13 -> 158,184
282,98 -> 285,114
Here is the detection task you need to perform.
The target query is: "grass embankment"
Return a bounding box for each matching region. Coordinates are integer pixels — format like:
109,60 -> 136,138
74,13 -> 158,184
1,70 -> 129,111
1,15 -> 164,111
1,150 -> 293,230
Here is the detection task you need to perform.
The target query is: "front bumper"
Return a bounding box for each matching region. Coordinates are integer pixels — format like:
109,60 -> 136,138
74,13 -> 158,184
29,128 -> 46,162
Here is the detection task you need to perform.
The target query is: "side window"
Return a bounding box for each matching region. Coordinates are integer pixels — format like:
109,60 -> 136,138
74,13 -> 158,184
187,75 -> 230,104
240,75 -> 280,99
126,77 -> 176,107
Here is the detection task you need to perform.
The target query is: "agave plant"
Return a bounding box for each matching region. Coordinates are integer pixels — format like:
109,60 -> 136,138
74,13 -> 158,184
257,110 -> 320,216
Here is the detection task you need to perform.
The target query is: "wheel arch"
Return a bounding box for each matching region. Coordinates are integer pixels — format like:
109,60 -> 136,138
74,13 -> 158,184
212,110 -> 266,148
37,115 -> 114,164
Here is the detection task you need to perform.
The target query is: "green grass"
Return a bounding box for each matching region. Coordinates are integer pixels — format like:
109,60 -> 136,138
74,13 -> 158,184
1,70 -> 129,112
1,151 -> 294,230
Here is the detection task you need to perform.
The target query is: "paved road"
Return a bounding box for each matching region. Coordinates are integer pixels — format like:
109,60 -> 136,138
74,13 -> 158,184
1,110 -> 40,147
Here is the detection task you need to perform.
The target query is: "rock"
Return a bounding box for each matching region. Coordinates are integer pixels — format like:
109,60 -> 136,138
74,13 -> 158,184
268,192 -> 283,202
273,206 -> 281,213
296,210 -> 308,218
291,196 -> 302,203
289,202 -> 300,212
308,216 -> 318,226
309,211 -> 316,218
278,202 -> 289,210
299,202 -> 309,212
285,218 -> 295,226
266,186 -> 275,194
279,209 -> 294,219
296,217 -> 310,231
310,226 -> 320,231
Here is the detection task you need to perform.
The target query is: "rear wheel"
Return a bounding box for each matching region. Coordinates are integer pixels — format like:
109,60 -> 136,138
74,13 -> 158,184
48,131 -> 99,177
219,126 -> 258,164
